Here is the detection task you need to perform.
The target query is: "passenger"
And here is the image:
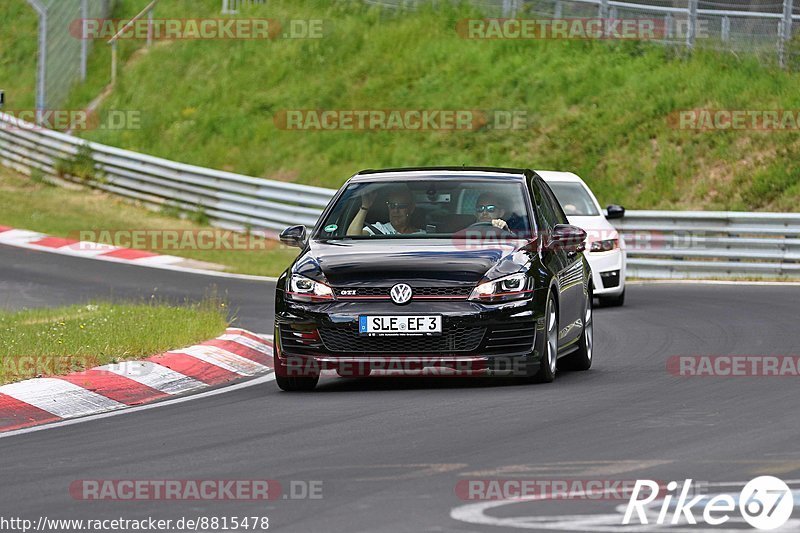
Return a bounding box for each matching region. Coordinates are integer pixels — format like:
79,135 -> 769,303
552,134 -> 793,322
346,186 -> 426,236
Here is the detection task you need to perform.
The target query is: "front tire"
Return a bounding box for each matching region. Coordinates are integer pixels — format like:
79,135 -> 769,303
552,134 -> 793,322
276,374 -> 319,392
561,291 -> 593,371
532,294 -> 558,383
597,287 -> 624,307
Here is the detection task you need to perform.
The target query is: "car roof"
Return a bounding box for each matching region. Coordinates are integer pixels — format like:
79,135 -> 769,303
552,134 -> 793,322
351,166 -> 528,182
535,170 -> 585,184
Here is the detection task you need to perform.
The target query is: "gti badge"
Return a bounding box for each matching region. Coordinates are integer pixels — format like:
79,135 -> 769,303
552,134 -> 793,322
390,283 -> 413,305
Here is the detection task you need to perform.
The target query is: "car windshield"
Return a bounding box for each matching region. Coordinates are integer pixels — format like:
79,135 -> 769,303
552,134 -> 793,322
314,177 -> 534,240
547,181 -> 600,216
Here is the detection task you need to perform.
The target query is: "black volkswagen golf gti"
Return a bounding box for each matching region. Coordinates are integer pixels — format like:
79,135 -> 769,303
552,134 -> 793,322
274,167 -> 593,391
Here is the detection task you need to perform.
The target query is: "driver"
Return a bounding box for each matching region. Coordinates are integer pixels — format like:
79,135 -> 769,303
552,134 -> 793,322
474,192 -> 511,231
346,186 -> 426,236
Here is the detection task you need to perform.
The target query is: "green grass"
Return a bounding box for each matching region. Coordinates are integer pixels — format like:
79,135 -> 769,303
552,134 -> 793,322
0,1 -> 38,110
0,300 -> 228,384
64,0 -> 800,212
0,166 -> 300,276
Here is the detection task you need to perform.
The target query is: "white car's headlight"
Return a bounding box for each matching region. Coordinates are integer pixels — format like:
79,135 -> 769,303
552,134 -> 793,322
590,238 -> 618,252
469,272 -> 531,302
287,274 -> 334,302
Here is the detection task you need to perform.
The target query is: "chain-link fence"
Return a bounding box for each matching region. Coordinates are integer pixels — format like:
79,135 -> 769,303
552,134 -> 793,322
221,0 -> 267,14
364,0 -> 799,67
25,0 -> 114,116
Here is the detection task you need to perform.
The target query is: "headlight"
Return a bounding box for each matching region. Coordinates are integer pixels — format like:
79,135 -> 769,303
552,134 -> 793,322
590,238 -> 618,252
287,274 -> 334,302
469,272 -> 531,302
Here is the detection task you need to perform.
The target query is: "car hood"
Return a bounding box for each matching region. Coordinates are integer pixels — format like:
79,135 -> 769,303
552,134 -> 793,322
294,239 -> 531,286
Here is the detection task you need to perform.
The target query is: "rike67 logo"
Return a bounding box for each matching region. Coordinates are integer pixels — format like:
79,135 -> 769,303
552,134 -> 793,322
623,476 -> 795,530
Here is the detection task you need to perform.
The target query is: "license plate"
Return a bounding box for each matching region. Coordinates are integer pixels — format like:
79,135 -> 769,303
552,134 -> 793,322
359,315 -> 442,336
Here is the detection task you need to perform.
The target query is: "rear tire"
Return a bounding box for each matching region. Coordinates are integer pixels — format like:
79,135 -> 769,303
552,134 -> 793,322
560,291 -> 593,371
532,294 -> 558,383
276,374 -> 319,392
598,287 -> 625,307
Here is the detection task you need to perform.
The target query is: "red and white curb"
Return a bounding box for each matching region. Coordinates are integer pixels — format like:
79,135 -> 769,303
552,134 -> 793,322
0,225 -> 275,281
0,328 -> 273,433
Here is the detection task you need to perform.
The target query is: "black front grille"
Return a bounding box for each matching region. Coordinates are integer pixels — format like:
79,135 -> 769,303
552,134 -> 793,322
334,286 -> 471,298
319,325 -> 485,353
483,323 -> 535,353
279,324 -> 324,353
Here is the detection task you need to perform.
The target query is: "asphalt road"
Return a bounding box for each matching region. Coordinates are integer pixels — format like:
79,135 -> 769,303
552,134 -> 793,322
1,244 -> 799,532
0,244 -> 276,332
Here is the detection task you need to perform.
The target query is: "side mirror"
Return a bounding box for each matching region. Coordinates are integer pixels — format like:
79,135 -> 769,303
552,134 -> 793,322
280,225 -> 307,248
606,204 -> 625,220
547,224 -> 587,252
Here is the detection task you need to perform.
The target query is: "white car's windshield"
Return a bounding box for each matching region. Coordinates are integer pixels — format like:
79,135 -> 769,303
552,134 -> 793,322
548,182 -> 600,216
315,178 -> 534,240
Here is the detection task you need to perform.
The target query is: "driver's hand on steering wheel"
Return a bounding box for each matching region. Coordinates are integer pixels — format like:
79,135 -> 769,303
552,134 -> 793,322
491,219 -> 509,230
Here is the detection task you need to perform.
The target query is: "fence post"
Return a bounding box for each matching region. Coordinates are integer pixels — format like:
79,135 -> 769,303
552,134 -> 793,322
779,0 -> 794,68
686,0 -> 698,49
111,41 -> 118,84
600,0 -> 609,36
80,0 -> 88,80
721,15 -> 730,42
147,6 -> 154,47
554,0 -> 563,19
35,3 -> 47,121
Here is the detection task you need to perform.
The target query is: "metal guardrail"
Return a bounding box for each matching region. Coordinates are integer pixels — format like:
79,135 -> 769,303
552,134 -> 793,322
612,211 -> 800,278
0,112 -> 334,233
1,112 -> 799,279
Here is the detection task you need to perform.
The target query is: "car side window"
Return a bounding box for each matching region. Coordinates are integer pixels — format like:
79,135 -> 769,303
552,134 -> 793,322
532,178 -> 557,231
537,178 -> 569,225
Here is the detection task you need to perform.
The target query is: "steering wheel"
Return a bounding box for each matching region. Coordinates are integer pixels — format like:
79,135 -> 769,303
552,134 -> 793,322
464,221 -> 515,237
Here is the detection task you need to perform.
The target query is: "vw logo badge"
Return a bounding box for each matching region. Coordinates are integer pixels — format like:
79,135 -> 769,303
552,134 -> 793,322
390,283 -> 413,305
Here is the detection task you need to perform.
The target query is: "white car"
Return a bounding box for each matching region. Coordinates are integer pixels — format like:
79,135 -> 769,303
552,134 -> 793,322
538,170 -> 626,307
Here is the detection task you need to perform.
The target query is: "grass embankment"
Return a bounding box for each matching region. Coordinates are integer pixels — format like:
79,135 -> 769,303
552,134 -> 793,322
0,300 -> 228,385
0,1 -> 38,110
0,167 -> 300,276
64,0 -> 800,211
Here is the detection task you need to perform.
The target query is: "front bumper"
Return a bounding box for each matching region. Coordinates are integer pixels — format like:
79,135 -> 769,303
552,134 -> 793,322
274,296 -> 546,378
586,248 -> 626,296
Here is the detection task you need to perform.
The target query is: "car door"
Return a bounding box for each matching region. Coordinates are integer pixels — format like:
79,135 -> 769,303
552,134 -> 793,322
535,177 -> 583,346
530,178 -> 569,338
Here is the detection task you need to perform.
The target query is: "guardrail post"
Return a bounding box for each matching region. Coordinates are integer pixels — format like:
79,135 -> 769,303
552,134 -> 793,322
779,0 -> 794,68
686,0 -> 698,49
